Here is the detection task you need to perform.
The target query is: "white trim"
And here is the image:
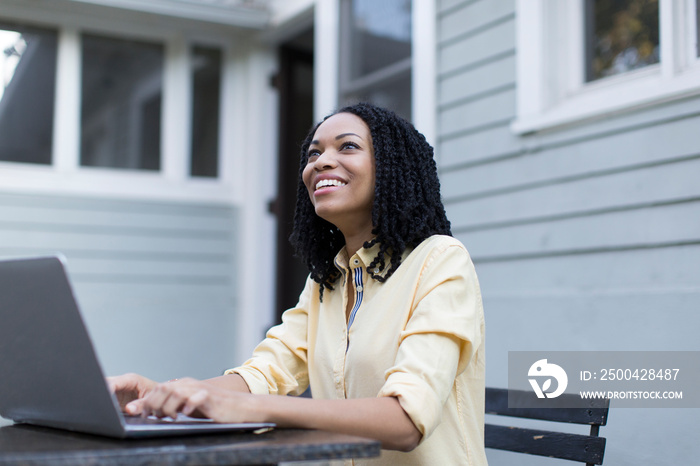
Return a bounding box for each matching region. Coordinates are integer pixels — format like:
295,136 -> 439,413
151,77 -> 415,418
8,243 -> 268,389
412,0 -> 437,146
234,45 -> 278,361
67,0 -> 269,29
0,163 -> 234,204
53,27 -> 81,173
162,35 -> 190,183
512,0 -> 700,134
219,42 -> 242,190
314,0 -> 339,120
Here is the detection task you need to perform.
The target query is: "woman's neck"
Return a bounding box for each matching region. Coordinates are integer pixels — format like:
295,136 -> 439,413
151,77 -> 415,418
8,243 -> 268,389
342,228 -> 375,258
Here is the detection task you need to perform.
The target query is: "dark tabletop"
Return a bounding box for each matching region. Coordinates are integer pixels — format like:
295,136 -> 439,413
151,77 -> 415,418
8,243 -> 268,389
0,422 -> 381,465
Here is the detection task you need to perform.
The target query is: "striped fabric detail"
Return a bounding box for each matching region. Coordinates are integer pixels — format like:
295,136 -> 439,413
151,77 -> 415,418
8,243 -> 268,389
347,267 -> 364,340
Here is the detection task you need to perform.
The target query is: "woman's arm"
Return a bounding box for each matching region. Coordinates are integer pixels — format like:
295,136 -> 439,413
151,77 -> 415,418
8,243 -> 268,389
131,377 -> 421,451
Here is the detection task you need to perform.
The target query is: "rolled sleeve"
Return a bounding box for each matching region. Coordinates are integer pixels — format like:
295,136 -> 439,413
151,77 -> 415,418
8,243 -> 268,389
377,243 -> 483,439
378,332 -> 462,437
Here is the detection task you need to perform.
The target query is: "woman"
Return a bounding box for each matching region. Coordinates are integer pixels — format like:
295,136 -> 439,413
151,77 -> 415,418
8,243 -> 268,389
110,103 -> 487,465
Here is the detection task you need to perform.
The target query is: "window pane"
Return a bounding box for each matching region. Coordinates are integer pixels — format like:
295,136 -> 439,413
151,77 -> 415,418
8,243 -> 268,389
0,22 -> 56,164
190,46 -> 221,178
81,34 -> 163,170
348,0 -> 411,79
343,71 -> 411,121
585,0 -> 660,81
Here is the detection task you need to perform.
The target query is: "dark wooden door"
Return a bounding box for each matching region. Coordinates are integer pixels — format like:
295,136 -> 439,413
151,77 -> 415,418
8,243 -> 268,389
273,34 -> 314,323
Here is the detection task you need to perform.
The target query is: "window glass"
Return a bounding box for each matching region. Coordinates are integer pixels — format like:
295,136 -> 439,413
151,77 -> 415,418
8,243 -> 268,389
585,0 -> 660,82
190,45 -> 221,178
342,73 -> 411,122
0,22 -> 57,164
340,0 -> 412,120
81,34 -> 163,170
348,0 -> 411,79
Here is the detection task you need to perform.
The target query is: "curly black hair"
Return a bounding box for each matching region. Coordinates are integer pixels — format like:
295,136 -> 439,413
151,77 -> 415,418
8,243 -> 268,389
289,102 -> 452,299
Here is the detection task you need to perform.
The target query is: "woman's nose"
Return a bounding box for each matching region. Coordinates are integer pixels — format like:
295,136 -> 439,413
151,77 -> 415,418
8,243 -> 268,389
312,150 -> 337,170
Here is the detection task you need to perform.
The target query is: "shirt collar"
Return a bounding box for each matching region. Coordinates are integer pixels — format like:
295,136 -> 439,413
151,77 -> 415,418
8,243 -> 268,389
334,240 -> 387,276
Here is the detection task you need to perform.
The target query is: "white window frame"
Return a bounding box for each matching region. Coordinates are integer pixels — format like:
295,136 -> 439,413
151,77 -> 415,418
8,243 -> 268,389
512,0 -> 700,134
0,5 -> 252,204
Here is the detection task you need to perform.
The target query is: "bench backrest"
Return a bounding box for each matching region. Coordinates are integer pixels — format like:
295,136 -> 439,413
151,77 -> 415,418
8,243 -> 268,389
485,387 -> 610,465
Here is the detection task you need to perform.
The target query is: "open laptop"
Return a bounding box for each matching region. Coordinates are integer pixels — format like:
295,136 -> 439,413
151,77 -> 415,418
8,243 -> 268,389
0,255 -> 275,438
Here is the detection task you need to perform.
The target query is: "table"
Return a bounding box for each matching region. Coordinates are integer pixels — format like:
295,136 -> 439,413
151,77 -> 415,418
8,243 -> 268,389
0,421 -> 381,465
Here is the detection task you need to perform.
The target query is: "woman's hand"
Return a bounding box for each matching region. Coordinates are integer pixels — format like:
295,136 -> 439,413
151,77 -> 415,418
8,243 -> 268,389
107,373 -> 158,413
134,378 -> 261,423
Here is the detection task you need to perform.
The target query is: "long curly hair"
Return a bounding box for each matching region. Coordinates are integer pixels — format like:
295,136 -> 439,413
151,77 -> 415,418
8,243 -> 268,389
289,102 -> 452,298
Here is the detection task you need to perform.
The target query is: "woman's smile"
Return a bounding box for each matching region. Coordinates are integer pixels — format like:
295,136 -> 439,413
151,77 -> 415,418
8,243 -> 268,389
313,176 -> 347,195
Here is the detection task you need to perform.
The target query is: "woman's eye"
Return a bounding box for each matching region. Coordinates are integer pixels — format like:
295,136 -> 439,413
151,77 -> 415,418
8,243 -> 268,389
306,150 -> 320,162
340,141 -> 359,150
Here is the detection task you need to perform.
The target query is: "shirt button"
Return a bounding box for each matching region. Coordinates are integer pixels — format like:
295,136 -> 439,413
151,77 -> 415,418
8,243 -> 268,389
373,268 -> 380,274
353,259 -> 360,265
356,285 -> 363,292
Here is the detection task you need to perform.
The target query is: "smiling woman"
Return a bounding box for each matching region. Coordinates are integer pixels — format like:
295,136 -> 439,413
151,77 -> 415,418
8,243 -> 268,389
109,103 -> 487,466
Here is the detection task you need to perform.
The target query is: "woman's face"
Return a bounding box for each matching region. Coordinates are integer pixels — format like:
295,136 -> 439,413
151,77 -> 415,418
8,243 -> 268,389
302,112 -> 376,234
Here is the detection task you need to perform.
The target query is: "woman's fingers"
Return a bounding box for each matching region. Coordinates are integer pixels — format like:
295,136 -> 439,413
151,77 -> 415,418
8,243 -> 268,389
183,389 -> 209,417
125,398 -> 145,415
107,373 -> 157,411
139,378 -> 203,419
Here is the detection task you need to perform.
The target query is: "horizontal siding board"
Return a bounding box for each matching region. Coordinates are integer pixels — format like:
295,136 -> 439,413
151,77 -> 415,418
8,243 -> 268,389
65,257 -> 233,278
74,282 -> 236,305
439,0 -> 515,44
439,0 -> 474,16
458,201 -> 700,258
438,87 -> 516,137
471,244 -> 700,292
0,230 -> 232,254
0,191 -> 233,217
439,53 -> 515,107
438,17 -> 515,76
446,157 -> 700,229
438,122 -> 522,167
520,94 -> 700,151
440,114 -> 700,199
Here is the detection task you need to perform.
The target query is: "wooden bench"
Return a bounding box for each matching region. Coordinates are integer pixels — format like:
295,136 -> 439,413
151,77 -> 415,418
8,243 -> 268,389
484,387 -> 610,465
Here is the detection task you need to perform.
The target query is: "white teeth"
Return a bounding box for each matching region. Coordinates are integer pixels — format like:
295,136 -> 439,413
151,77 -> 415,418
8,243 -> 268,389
315,179 -> 346,190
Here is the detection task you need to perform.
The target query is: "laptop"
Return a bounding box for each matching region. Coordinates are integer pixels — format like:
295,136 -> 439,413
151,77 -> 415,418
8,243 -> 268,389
0,255 -> 275,438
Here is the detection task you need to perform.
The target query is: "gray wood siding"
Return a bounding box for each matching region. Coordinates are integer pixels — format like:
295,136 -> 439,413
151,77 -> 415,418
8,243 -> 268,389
0,192 -> 239,381
437,1 -> 700,465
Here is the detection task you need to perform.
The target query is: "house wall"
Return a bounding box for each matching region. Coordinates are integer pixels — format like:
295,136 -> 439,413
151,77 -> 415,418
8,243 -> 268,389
0,191 -> 240,382
436,1 -> 700,465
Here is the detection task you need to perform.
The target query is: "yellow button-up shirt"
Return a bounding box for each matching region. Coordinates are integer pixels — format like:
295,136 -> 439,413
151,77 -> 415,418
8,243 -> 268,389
227,235 -> 487,465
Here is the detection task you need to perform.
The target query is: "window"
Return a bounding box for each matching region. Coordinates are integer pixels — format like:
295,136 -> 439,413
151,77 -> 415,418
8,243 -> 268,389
585,0 -> 660,81
190,45 -> 222,178
513,0 -> 700,134
339,0 -> 412,120
0,22 -> 57,165
80,34 -> 164,170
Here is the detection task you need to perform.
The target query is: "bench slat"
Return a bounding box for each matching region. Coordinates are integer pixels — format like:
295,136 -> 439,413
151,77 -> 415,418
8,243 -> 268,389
485,424 -> 607,465
486,388 -> 609,425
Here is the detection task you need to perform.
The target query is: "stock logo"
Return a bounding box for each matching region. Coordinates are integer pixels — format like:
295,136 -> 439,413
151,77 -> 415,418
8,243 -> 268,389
528,359 -> 568,398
